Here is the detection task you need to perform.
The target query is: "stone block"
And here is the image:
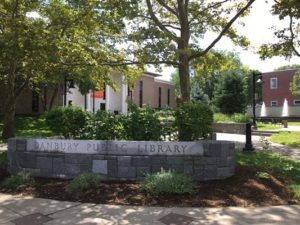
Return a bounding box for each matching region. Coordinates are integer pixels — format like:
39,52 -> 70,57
184,164 -> 193,175
19,153 -> 37,168
217,158 -> 228,167
65,154 -> 92,164
8,138 -> 16,152
53,157 -> 65,174
117,156 -> 131,166
36,157 -> 53,170
136,167 -> 150,177
202,157 -> 217,165
65,164 -> 91,175
167,156 -> 183,165
118,167 -> 136,178
151,156 -> 167,164
16,139 -> 27,152
217,167 -> 232,178
208,143 -> 222,157
93,155 -> 105,160
132,156 -> 150,167
105,156 -> 117,160
107,160 -> 118,177
171,165 -> 184,173
23,168 -> 41,177
203,165 -> 218,179
92,160 -> 108,175
151,164 -> 171,173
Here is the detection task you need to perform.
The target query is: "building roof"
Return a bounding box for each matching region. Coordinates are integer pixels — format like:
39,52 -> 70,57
144,71 -> 162,77
263,69 -> 299,75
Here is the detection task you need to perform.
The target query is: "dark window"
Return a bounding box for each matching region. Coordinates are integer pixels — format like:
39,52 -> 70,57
103,83 -> 106,100
128,86 -> 133,100
32,91 -> 39,113
100,103 -> 106,110
167,88 -> 170,106
158,87 -> 162,108
271,101 -> 278,107
139,81 -> 143,107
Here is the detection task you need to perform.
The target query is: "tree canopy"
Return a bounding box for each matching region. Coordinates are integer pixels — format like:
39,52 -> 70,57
290,70 -> 300,97
259,0 -> 300,59
123,0 -> 256,101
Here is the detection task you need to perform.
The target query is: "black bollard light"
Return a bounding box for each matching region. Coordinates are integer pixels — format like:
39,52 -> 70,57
243,123 -> 255,152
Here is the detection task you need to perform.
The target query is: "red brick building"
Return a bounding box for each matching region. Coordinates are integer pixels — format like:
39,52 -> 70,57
261,69 -> 300,117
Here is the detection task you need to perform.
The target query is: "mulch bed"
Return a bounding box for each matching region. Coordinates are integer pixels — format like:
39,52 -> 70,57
0,165 -> 298,207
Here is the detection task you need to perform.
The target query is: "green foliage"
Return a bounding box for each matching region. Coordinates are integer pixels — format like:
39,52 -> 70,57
259,0 -> 300,59
257,122 -> 283,131
67,173 -> 101,196
275,64 -> 300,71
80,111 -> 126,140
236,151 -> 300,199
142,170 -> 194,195
174,103 -> 213,141
213,113 -> 251,123
290,70 -> 300,97
125,103 -> 163,141
0,152 -> 8,169
190,82 -> 209,104
213,71 -> 247,114
45,107 -> 88,138
155,109 -> 175,122
3,172 -> 34,190
271,131 -> 300,148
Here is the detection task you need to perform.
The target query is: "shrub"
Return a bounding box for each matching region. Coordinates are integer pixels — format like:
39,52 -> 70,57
3,172 -> 34,189
174,103 -> 213,141
125,103 -> 163,141
80,111 -> 126,140
0,151 -> 8,169
45,106 -> 88,138
214,113 -> 250,123
213,71 -> 247,114
67,173 -> 101,195
143,170 -> 194,195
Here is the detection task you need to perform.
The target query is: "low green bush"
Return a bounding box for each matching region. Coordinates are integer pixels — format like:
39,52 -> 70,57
174,103 -> 213,141
45,106 -> 88,138
67,173 -> 101,195
0,151 -> 8,169
143,170 -> 194,195
125,103 -> 163,141
80,111 -> 127,140
3,172 -> 34,189
214,113 -> 250,123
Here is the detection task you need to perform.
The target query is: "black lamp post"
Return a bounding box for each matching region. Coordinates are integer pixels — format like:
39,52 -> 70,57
252,72 -> 262,130
63,77 -> 75,106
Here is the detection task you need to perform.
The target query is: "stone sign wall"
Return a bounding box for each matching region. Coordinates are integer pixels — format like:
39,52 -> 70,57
8,138 -> 235,181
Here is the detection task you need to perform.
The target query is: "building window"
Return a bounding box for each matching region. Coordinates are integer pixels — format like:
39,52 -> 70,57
139,81 -> 143,107
271,101 -> 278,107
294,100 -> 300,106
158,87 -> 162,108
32,91 -> 39,113
167,88 -> 170,106
270,78 -> 277,89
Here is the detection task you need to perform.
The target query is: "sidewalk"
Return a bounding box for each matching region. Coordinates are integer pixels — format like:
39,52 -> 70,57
0,193 -> 299,225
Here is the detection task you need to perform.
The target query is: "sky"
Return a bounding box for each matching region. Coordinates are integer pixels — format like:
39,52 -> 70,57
152,0 -> 299,81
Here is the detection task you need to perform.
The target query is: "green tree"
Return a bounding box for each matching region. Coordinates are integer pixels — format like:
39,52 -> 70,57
275,64 -> 300,71
290,70 -> 300,97
259,0 -> 300,59
0,0 -> 139,139
213,71 -> 247,114
124,0 -> 255,102
190,82 -> 209,104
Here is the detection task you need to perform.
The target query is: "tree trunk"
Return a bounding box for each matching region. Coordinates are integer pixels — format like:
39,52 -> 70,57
178,53 -> 190,103
2,61 -> 17,140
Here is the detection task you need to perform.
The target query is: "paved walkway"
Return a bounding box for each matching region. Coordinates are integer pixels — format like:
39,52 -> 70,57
0,193 -> 299,225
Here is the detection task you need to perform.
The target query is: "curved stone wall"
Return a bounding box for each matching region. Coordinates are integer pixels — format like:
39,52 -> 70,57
8,138 -> 235,181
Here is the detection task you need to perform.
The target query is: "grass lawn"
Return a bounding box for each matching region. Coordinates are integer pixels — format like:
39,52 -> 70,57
236,150 -> 300,199
0,116 -> 52,141
257,122 -> 283,131
271,131 -> 300,148
289,122 -> 300,126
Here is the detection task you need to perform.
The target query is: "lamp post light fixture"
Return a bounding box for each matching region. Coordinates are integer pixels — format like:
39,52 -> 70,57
252,72 -> 263,130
